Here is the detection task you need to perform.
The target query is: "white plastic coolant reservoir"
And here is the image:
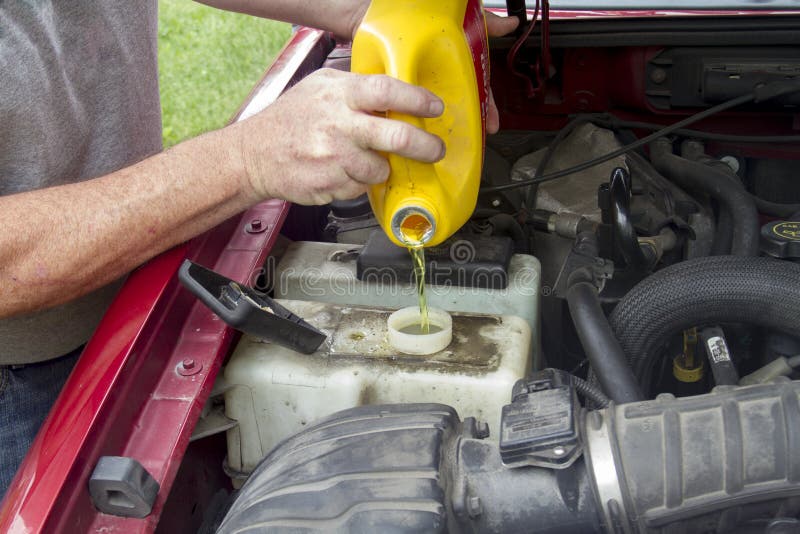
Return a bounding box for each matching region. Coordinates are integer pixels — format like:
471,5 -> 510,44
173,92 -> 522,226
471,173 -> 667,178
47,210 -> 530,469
224,299 -> 531,478
272,241 -> 542,367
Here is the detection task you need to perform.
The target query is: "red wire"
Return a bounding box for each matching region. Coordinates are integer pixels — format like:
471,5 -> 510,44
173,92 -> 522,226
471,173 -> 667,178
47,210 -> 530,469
506,0 -> 552,99
506,0 -> 539,98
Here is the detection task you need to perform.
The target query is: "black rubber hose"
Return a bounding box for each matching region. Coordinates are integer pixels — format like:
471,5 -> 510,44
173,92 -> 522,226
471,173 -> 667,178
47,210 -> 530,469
609,167 -> 653,269
710,201 -> 734,256
566,272 -> 644,405
487,214 -> 529,254
650,138 -> 759,256
751,195 -> 800,218
610,256 -> 800,393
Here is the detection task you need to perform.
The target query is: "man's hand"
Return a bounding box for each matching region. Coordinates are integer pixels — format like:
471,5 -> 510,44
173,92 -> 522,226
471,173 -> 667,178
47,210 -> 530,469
235,69 -> 446,205
341,7 -> 519,133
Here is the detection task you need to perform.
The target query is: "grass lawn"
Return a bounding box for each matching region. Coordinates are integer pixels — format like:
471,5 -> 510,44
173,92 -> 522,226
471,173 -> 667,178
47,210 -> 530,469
158,1 -> 292,147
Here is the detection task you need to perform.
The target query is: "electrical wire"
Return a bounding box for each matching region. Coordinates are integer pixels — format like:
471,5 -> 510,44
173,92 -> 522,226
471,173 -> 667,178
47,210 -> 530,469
590,115 -> 800,144
482,81 -> 800,194
506,0 -> 539,98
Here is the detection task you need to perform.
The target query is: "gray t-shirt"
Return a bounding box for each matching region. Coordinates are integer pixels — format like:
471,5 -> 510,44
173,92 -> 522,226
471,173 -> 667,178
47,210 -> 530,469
0,2 -> 162,364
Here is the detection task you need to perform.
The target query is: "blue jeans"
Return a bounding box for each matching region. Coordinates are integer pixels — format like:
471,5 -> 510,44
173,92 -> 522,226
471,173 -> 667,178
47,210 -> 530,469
0,347 -> 81,499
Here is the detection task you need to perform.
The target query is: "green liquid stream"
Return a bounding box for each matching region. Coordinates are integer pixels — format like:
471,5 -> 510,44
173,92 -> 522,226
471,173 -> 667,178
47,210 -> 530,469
408,245 -> 429,334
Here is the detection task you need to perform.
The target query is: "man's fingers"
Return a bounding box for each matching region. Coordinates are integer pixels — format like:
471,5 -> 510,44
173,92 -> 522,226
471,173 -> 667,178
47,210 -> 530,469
344,150 -> 391,185
347,74 -> 444,117
485,11 -> 520,37
356,115 -> 445,163
332,180 -> 370,201
487,88 -> 500,134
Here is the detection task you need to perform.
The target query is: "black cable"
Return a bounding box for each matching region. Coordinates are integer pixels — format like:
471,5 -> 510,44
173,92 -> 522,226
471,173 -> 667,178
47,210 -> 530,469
571,375 -> 610,409
591,116 -> 800,144
482,82 -> 800,195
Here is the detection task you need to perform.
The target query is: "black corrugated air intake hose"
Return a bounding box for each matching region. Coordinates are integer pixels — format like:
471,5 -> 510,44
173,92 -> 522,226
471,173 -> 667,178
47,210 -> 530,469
650,137 -> 759,256
610,255 -> 800,394
218,381 -> 800,534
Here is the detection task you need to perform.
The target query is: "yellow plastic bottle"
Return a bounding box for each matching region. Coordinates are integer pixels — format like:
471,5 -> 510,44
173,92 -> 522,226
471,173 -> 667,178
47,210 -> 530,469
351,0 -> 489,247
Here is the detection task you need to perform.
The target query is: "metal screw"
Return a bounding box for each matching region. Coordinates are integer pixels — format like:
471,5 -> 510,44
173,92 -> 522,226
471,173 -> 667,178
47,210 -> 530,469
553,446 -> 566,457
182,358 -> 195,370
491,198 -> 502,208
650,68 -> 667,84
467,495 -> 482,518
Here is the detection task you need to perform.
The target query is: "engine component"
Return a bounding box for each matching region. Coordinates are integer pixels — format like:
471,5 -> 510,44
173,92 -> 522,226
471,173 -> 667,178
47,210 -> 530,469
761,219 -> 800,260
565,233 -> 644,404
356,231 -> 514,289
699,326 -> 740,386
272,241 -> 542,349
218,381 -> 800,533
650,138 -> 759,257
610,255 -> 800,393
672,328 -> 705,384
323,194 -> 380,244
740,355 -> 800,386
646,47 -> 800,110
511,122 -> 628,222
499,369 -> 582,469
223,299 -> 531,481
601,167 -> 655,270
586,379 -> 800,533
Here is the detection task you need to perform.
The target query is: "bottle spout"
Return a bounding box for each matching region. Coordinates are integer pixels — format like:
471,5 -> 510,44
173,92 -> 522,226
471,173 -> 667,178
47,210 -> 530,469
391,206 -> 436,246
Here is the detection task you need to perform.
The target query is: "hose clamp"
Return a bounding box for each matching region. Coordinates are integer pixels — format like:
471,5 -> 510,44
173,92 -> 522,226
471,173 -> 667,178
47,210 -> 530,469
583,409 -> 634,534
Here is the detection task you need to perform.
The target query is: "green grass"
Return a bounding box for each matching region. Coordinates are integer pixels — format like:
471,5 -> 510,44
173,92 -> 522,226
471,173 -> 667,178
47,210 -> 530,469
158,1 -> 292,147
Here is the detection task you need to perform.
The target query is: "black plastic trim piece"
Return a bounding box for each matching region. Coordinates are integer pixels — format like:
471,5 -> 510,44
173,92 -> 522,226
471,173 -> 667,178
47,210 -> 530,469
88,456 -> 159,519
178,260 -> 326,354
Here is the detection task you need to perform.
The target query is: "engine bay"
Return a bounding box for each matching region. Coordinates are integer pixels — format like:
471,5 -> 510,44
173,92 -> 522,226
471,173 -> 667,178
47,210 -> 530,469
200,12 -> 800,534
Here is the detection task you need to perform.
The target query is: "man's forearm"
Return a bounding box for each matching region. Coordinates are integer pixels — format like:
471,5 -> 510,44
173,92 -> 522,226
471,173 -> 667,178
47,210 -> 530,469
0,66 -> 446,320
0,127 -> 251,319
197,0 -> 368,40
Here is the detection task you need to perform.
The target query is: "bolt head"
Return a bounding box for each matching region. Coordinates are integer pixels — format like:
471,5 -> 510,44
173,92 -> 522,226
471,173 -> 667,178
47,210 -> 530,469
553,446 -> 566,457
491,198 -> 502,208
650,68 -> 667,84
177,358 -> 203,376
245,219 -> 267,234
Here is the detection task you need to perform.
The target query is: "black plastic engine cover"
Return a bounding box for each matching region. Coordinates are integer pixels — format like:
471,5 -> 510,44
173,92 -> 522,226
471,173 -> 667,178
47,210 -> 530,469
356,231 -> 514,289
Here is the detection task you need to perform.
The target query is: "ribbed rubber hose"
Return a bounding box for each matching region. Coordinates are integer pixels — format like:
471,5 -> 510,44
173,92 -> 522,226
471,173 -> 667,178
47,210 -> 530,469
610,256 -> 800,393
650,138 -> 759,256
